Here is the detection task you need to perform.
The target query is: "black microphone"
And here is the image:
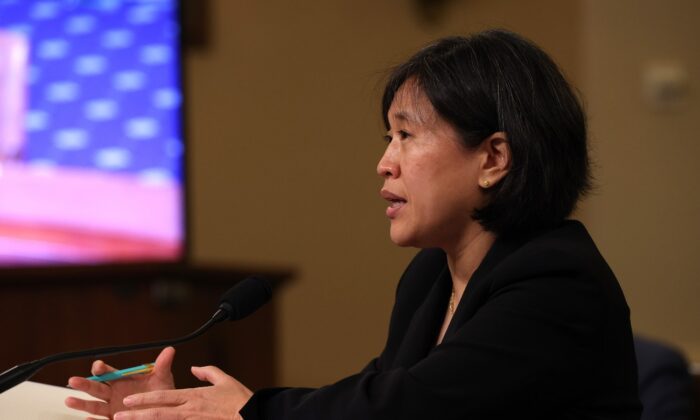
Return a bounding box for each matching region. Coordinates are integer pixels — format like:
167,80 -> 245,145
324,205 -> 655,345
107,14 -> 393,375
0,276 -> 272,394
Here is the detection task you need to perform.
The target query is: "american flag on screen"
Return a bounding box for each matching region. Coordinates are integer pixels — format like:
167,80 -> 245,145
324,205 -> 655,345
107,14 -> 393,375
0,0 -> 182,183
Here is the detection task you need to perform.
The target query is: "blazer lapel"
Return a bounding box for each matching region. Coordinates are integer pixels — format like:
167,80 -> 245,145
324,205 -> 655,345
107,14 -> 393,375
443,234 -> 527,341
391,266 -> 452,368
388,234 -> 528,367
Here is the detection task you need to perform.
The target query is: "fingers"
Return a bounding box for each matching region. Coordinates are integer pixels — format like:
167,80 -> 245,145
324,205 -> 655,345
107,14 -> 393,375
91,359 -> 116,376
64,396 -> 112,418
123,389 -> 188,409
190,365 -> 232,386
67,376 -> 112,401
114,407 -> 178,420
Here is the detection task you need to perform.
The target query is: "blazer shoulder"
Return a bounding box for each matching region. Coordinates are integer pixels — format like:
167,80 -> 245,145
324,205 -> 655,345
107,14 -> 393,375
497,220 -> 613,280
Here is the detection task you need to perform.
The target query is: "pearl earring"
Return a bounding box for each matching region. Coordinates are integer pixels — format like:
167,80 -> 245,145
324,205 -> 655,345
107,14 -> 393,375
482,180 -> 491,188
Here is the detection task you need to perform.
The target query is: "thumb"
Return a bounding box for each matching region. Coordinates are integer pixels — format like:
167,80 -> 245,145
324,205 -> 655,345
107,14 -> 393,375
91,359 -> 116,376
153,346 -> 175,379
191,365 -> 231,385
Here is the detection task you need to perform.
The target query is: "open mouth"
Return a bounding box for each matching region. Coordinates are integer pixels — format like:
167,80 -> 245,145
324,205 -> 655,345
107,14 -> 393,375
380,189 -> 407,218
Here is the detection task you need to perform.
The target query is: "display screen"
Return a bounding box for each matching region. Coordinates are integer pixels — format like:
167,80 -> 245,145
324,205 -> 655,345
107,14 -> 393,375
0,0 -> 184,266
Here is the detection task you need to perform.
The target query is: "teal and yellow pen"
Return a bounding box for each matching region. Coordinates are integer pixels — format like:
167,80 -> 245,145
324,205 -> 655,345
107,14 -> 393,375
86,362 -> 155,382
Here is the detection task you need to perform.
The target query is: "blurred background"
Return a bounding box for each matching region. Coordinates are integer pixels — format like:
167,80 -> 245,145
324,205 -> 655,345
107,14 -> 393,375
1,0 -> 698,391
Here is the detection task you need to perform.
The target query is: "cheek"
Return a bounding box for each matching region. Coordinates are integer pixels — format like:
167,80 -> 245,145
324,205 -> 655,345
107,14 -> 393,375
415,169 -> 478,221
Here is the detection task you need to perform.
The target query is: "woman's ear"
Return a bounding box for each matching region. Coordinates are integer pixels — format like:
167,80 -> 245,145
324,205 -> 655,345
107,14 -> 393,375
478,132 -> 511,189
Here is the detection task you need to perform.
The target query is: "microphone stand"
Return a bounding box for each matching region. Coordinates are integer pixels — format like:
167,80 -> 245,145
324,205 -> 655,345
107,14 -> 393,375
0,308 -> 228,394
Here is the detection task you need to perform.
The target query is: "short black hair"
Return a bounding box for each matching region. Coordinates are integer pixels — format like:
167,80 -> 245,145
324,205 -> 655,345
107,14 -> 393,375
382,29 -> 590,236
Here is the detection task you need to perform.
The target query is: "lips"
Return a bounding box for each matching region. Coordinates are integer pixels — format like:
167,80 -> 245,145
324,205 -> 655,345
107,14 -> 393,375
380,189 -> 407,219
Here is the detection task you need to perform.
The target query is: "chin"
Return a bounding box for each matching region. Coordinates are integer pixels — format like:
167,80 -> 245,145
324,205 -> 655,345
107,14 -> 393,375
390,237 -> 413,247
389,226 -> 420,248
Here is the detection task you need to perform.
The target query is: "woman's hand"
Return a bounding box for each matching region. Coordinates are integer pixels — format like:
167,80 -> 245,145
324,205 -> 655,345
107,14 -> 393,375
65,346 -> 176,419
113,365 -> 253,419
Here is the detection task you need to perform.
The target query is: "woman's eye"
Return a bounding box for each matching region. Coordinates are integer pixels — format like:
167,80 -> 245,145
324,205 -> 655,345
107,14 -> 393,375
383,130 -> 410,143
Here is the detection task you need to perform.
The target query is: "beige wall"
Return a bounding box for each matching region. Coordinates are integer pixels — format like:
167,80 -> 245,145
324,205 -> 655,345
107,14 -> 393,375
186,0 -> 582,387
580,0 -> 700,360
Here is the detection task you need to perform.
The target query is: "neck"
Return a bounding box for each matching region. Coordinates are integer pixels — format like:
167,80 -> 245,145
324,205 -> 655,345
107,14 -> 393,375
444,225 -> 496,297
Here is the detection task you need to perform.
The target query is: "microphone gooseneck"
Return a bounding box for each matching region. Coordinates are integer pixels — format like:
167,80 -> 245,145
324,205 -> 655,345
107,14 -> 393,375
0,276 -> 271,394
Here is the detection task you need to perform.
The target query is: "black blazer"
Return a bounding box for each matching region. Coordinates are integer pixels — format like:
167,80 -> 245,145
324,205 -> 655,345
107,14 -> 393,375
241,221 -> 641,419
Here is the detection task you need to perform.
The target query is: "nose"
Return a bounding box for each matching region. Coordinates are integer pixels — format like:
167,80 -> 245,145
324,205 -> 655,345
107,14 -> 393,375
377,142 -> 399,179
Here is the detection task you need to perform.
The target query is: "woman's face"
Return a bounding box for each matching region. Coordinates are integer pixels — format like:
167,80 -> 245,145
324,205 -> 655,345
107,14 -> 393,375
377,81 -> 486,249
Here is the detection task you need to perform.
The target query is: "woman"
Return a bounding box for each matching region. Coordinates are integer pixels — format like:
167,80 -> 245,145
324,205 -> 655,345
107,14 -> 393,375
66,29 -> 642,419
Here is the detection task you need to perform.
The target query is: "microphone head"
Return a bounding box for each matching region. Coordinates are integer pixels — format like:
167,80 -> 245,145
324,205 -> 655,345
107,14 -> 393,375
218,276 -> 272,321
